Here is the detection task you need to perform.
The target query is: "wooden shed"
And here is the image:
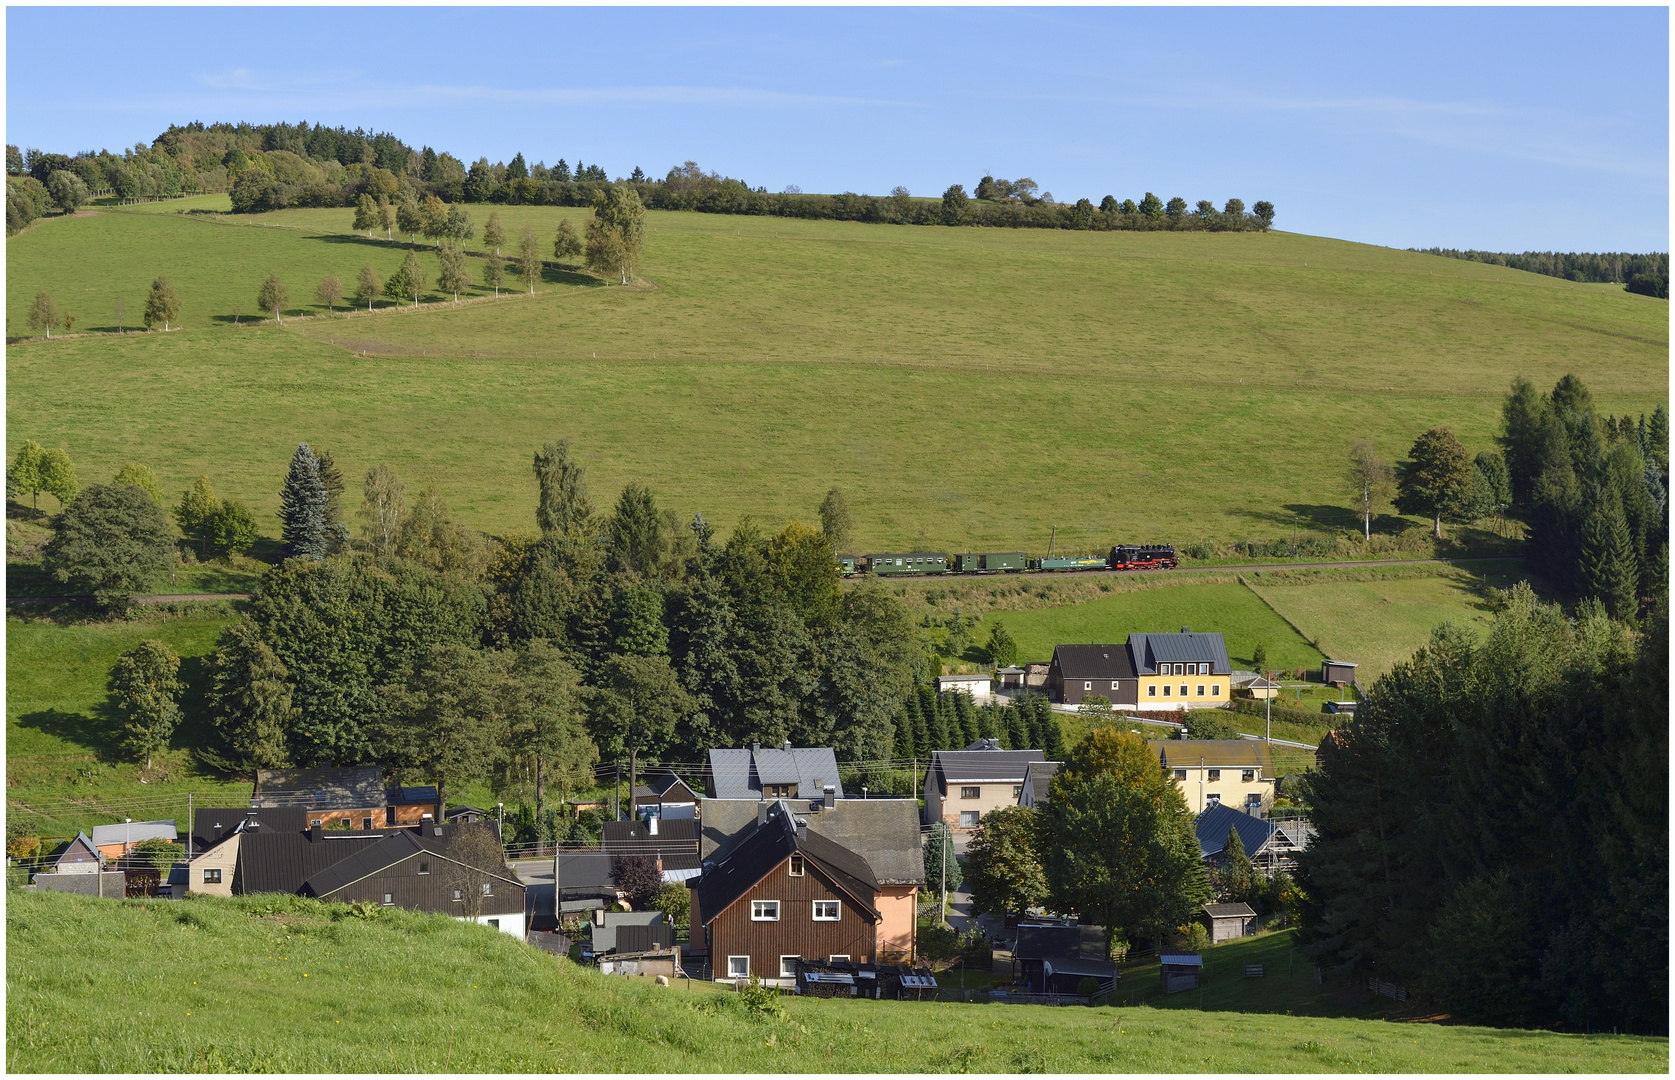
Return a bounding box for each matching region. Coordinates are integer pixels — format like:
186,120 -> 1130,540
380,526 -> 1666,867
1202,902 -> 1259,943
1160,953 -> 1203,994
1321,659 -> 1358,686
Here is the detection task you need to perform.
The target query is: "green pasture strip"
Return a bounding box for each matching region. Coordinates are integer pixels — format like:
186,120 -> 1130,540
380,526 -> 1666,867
6,612 -> 245,838
8,890 -> 1662,1073
7,204 -> 1666,553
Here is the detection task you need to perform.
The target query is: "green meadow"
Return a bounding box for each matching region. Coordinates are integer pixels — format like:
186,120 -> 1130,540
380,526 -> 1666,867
8,889 -> 1664,1073
6,201 -> 1666,552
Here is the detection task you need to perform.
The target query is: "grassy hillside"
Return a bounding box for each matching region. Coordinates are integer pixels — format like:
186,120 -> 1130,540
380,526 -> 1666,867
7,889 -> 1662,1073
7,203 -> 1665,552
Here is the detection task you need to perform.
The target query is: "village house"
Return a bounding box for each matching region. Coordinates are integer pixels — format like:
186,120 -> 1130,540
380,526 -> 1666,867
935,672 -> 995,702
186,807 -> 307,897
385,785 -> 442,827
299,822 -> 526,937
252,767 -> 390,830
697,796 -> 924,982
90,820 -> 176,861
1150,739 -> 1276,815
631,769 -> 701,820
1047,630 -> 1232,710
52,832 -> 102,874
602,817 -> 702,886
1015,760 -> 1061,810
923,740 -> 1045,830
706,742 -> 844,802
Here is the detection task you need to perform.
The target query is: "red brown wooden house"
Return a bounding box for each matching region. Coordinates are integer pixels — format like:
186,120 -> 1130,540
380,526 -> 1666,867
695,803 -> 894,985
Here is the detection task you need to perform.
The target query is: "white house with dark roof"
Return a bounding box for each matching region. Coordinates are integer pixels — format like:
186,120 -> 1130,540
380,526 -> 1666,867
706,743 -> 844,802
1048,630 -> 1233,710
1016,760 -> 1061,809
923,740 -> 1045,829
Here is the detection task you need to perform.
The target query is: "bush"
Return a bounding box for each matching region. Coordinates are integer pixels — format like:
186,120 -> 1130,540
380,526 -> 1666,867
650,881 -> 690,930
1182,711 -> 1240,740
131,837 -> 185,871
1171,922 -> 1211,952
7,836 -> 40,860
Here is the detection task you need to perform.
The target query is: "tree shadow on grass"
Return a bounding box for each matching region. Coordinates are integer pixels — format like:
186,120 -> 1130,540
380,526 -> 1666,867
15,709 -> 122,761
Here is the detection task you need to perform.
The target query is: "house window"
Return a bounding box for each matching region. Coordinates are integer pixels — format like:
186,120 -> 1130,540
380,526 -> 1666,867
1211,685 -> 1221,697
1161,685 -> 1171,698
728,956 -> 750,978
1200,663 -> 1211,675
1084,681 -> 1092,691
487,919 -> 500,929
1196,684 -> 1206,697
960,786 -> 980,800
1206,794 -> 1221,807
453,889 -> 463,901
1179,685 -> 1189,697
1111,681 -> 1120,690
960,811 -> 980,829
1174,769 -> 1187,781
752,900 -> 781,921
202,868 -> 222,884
814,901 -> 840,921
789,854 -> 805,877
482,882 -> 493,896
780,956 -> 800,978
1013,785 -> 1023,799
363,817 -> 373,830
1208,769 -> 1221,782
829,954 -> 851,963
1246,794 -> 1263,810
1242,770 -> 1255,783
767,784 -> 796,799
417,861 -> 430,875
1148,685 -> 1157,697
383,893 -> 393,905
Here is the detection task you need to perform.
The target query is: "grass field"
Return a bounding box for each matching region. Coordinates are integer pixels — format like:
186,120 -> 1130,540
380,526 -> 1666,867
7,889 -> 1663,1073
7,201 -> 1666,552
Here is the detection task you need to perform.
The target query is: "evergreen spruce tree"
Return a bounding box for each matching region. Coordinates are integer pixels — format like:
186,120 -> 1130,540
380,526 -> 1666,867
278,444 -> 333,559
1216,825 -> 1256,905
894,704 -> 917,760
912,691 -> 931,759
1578,489 -> 1639,618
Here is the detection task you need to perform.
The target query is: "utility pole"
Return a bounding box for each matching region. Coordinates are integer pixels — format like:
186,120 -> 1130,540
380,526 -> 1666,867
613,762 -> 621,821
940,824 -> 948,926
187,793 -> 193,861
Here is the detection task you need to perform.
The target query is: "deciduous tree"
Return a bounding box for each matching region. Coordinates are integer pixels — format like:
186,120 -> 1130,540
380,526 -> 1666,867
46,169 -> 88,214
612,854 -> 662,907
109,640 -> 183,769
534,439 -> 593,536
483,210 -> 506,256
1396,427 -> 1475,539
314,275 -> 342,317
43,483 -> 175,608
352,193 -> 379,237
436,238 -> 468,303
112,462 -> 163,505
354,265 -> 380,311
818,487 -> 852,554
396,193 -> 422,243
7,440 -> 77,513
358,463 -> 406,556
585,185 -> 645,284
965,805 -> 1046,919
483,251 -> 504,297
175,474 -> 221,557
1346,439 -> 1396,540
517,226 -> 542,294
28,289 -> 58,338
553,218 -> 582,262
257,273 -> 289,323
587,652 -> 694,812
377,642 -> 510,816
398,249 -> 426,306
145,276 -> 181,330
506,638 -> 595,831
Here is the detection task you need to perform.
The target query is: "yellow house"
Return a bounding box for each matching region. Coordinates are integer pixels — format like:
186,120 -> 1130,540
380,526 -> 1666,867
1049,630 -> 1232,711
1148,739 -> 1276,815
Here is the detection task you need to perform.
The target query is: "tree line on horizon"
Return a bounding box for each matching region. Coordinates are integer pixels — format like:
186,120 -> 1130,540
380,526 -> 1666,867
1413,247 -> 1668,299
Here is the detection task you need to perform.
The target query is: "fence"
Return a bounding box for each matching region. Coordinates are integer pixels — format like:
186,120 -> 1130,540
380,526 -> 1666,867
1367,976 -> 1409,1002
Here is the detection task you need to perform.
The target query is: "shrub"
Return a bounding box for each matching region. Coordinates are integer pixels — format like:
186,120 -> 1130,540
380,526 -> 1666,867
650,881 -> 690,930
131,837 -> 185,871
735,975 -> 783,1019
7,836 -> 40,860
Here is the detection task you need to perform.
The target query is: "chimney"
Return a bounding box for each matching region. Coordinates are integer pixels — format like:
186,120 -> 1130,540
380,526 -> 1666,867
782,740 -> 792,752
1181,625 -> 1190,634
309,823 -> 322,842
751,741 -> 760,752
593,906 -> 606,927
795,818 -> 808,840
823,785 -> 835,809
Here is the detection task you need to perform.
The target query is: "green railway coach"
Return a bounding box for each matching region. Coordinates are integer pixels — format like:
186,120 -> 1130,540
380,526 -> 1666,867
954,552 -> 1028,573
865,552 -> 952,576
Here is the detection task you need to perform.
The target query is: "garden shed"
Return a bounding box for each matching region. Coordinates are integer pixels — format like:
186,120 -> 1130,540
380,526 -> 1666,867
1160,953 -> 1203,993
1202,901 -> 1258,943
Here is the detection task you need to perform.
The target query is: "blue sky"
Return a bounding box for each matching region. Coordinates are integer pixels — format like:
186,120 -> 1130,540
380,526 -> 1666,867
7,6 -> 1667,251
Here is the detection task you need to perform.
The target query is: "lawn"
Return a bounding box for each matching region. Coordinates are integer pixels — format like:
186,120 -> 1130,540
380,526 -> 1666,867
7,202 -> 1666,553
7,889 -> 1664,1072
5,610 -> 248,840
987,581 -> 1324,670
1246,561 -> 1526,679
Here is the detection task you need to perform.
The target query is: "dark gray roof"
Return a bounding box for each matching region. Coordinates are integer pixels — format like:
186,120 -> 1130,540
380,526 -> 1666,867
386,786 -> 439,805
645,770 -> 698,799
1050,644 -> 1135,681
697,807 -> 880,925
90,820 -> 177,847
707,745 -> 844,800
1195,803 -> 1277,860
1013,923 -> 1108,961
601,819 -> 700,871
301,823 -> 520,899
1152,740 -> 1274,771
556,852 -> 617,894
1020,761 -> 1061,802
253,767 -> 386,809
933,748 -> 1044,783
1129,631 -> 1231,675
700,798 -> 924,886
192,807 -> 307,851
590,911 -> 668,954
235,829 -> 388,895
1204,902 -> 1258,919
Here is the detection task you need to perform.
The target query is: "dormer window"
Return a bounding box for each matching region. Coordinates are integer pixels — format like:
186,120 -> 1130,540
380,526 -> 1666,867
789,854 -> 805,877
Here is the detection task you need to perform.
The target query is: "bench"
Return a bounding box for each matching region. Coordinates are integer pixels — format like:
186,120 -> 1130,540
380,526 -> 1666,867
1244,964 -> 1265,978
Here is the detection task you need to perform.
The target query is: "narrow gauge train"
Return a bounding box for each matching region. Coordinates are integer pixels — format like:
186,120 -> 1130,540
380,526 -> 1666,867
844,545 -> 1176,577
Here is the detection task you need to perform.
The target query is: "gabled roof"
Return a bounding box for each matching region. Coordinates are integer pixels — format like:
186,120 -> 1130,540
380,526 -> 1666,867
699,798 -> 925,886
1152,739 -> 1274,771
300,823 -> 520,899
192,807 -> 307,851
1020,761 -> 1061,803
90,820 -> 177,847
1203,902 -> 1257,919
707,745 -> 844,800
697,806 -> 880,925
253,767 -> 386,809
1194,803 -> 1278,860
56,833 -> 100,865
590,911 -> 668,953
637,770 -> 698,801
1049,644 -> 1135,681
1129,631 -> 1231,675
601,819 -> 700,871
933,748 -> 1044,783
556,852 -> 617,893
235,829 -> 388,895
